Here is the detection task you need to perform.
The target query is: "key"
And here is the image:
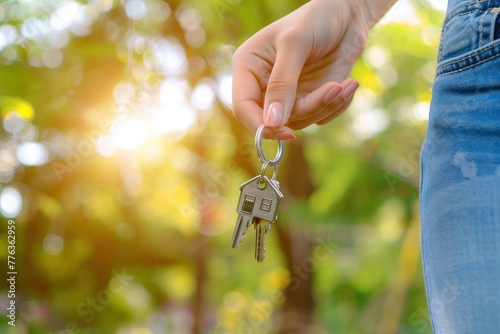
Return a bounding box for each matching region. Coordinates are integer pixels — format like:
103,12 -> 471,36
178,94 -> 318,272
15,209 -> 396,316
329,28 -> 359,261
254,178 -> 280,262
231,175 -> 283,261
254,220 -> 271,262
231,211 -> 253,249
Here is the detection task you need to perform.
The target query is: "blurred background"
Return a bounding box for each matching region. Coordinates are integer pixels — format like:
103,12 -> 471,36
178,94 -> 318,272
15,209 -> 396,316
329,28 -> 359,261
0,0 -> 446,333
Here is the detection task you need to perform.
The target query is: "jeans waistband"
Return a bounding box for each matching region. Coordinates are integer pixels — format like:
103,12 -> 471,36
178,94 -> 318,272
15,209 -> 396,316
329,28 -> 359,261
436,0 -> 500,76
446,0 -> 500,20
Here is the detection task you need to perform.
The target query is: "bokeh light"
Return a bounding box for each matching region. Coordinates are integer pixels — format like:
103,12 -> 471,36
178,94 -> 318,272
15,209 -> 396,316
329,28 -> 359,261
0,186 -> 22,217
217,73 -> 232,109
191,81 -> 216,111
96,134 -> 118,157
112,118 -> 147,151
148,106 -> 196,135
352,108 -> 390,140
3,112 -> 25,134
43,234 -> 64,255
125,0 -> 147,20
0,24 -> 17,51
412,101 -> 430,121
17,141 -> 49,166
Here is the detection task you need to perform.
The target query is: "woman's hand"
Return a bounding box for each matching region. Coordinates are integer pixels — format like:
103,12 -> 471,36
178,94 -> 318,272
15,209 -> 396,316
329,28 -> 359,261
232,0 -> 395,139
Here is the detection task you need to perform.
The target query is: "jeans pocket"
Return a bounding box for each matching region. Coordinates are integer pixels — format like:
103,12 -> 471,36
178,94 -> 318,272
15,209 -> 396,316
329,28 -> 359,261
435,6 -> 500,77
439,7 -> 500,64
494,11 -> 500,40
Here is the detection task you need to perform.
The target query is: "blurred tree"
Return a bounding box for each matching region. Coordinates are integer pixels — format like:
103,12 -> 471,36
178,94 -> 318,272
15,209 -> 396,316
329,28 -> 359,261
0,0 -> 443,333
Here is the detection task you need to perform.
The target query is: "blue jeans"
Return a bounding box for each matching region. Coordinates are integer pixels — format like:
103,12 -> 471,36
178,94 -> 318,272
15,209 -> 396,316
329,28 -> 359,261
421,0 -> 500,332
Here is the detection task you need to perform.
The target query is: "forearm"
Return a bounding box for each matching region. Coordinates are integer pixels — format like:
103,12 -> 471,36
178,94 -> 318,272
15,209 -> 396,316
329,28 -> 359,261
308,0 -> 398,37
361,0 -> 398,28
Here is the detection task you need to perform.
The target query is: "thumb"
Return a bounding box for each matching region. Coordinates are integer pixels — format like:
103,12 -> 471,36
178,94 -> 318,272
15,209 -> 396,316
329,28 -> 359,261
263,44 -> 308,128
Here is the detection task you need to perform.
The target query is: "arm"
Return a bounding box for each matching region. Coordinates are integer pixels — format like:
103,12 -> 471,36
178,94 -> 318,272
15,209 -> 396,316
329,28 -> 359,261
232,0 -> 397,139
362,0 -> 399,28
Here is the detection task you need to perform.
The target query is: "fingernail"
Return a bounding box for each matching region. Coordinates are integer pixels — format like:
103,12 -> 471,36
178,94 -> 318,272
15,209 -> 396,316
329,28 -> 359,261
265,102 -> 284,127
324,85 -> 343,104
342,81 -> 359,100
273,130 -> 296,140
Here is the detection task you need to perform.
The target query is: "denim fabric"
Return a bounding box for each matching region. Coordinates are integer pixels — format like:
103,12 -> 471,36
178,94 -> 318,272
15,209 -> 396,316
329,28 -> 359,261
420,0 -> 500,333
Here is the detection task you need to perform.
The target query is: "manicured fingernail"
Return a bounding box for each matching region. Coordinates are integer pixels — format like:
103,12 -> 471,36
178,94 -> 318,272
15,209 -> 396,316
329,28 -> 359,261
273,130 -> 296,140
265,102 -> 284,127
342,81 -> 359,100
324,85 -> 343,104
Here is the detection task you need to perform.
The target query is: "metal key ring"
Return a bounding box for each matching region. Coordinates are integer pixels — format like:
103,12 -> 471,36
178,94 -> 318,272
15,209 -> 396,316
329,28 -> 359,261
255,124 -> 284,167
259,160 -> 278,183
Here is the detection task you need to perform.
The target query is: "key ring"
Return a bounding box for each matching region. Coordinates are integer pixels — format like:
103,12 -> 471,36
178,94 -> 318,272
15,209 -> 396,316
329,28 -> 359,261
259,160 -> 278,180
258,161 -> 278,188
255,124 -> 284,167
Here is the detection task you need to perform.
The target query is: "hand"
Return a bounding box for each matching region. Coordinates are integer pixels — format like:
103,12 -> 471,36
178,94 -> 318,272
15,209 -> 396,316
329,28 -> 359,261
232,0 -> 392,139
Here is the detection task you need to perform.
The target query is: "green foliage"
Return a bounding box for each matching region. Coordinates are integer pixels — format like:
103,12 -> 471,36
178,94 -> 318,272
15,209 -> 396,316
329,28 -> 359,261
0,0 -> 443,333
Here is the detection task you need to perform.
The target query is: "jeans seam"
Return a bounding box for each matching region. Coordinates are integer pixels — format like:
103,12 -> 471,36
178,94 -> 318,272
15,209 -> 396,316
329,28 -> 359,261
438,33 -> 444,63
479,11 -> 487,47
438,52 -> 500,77
445,0 -> 490,25
440,39 -> 499,66
445,9 -> 483,25
436,41 -> 500,78
439,9 -> 486,62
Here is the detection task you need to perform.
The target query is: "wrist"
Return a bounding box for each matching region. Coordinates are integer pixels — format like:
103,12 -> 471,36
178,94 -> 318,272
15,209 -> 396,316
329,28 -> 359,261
350,0 -> 398,29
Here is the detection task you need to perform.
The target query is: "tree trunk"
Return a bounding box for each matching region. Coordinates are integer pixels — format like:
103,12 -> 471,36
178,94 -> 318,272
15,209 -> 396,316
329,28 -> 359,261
275,139 -> 327,334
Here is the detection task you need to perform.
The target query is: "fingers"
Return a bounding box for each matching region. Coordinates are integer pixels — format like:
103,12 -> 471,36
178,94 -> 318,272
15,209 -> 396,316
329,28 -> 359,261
289,81 -> 343,122
233,46 -> 359,137
290,78 -> 358,121
315,94 -> 355,125
232,23 -> 360,138
263,126 -> 296,140
232,99 -> 296,140
232,49 -> 266,130
315,80 -> 358,125
233,31 -> 310,140
262,32 -> 311,128
286,79 -> 359,130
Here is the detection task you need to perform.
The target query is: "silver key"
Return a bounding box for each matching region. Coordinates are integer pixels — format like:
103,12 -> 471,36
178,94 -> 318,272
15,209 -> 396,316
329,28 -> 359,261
254,178 -> 281,262
254,220 -> 271,262
231,175 -> 283,262
231,212 -> 253,248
